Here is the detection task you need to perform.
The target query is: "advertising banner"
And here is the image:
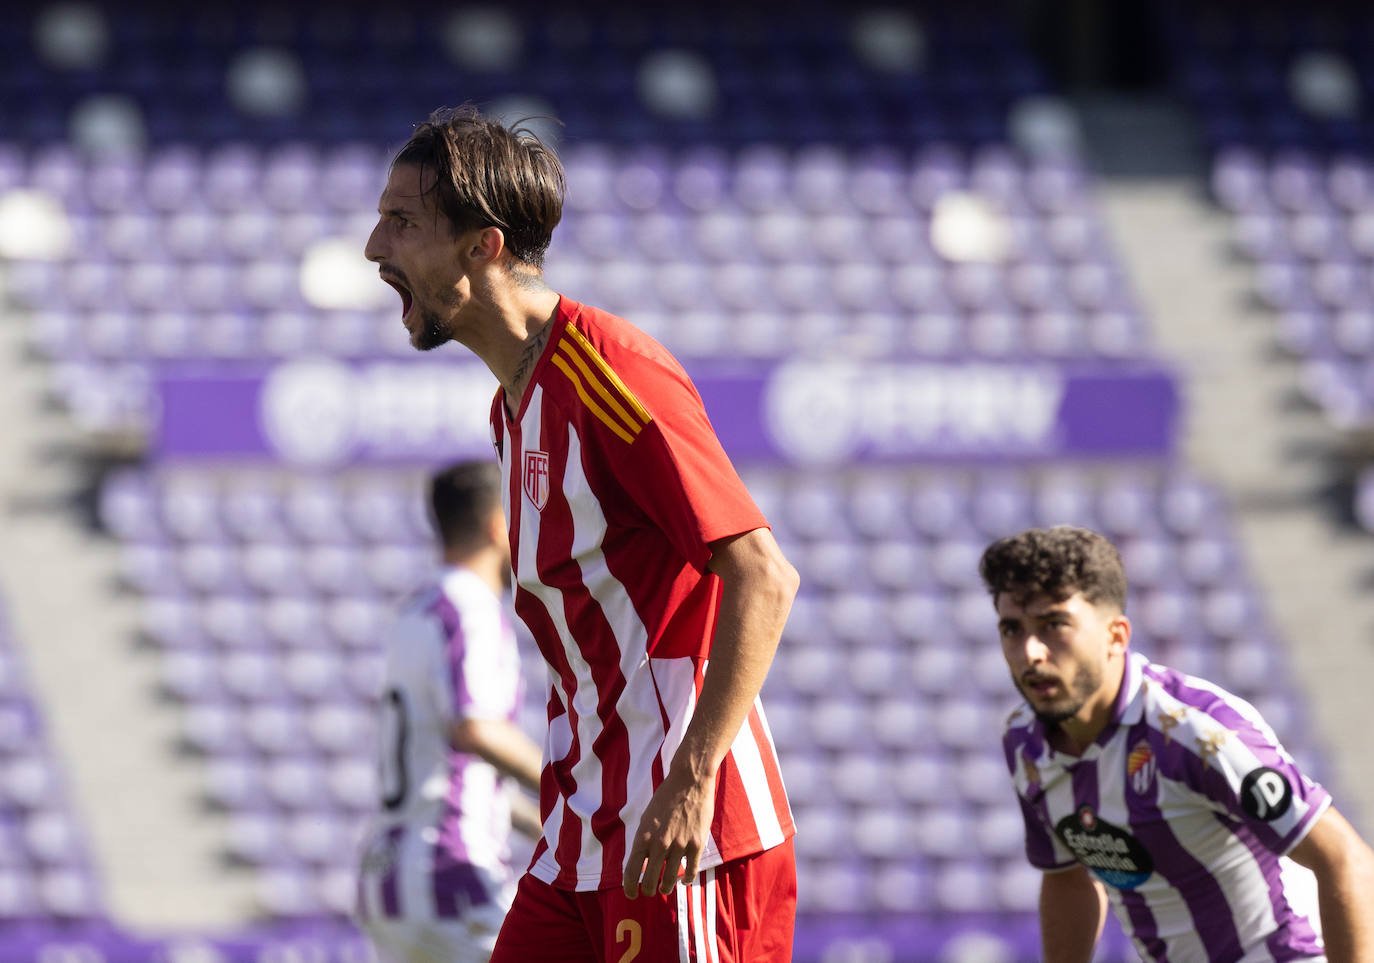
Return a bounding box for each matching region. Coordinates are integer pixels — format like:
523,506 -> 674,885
152,358 -> 1176,466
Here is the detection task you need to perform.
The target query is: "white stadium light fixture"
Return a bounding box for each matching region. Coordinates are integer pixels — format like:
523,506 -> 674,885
34,2 -> 109,71
930,191 -> 1012,263
0,189 -> 73,260
299,237 -> 390,310
227,47 -> 308,118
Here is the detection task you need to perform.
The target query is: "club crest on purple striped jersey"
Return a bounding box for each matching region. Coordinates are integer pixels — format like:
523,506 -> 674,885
1127,740 -> 1157,796
1056,807 -> 1154,890
523,450 -> 550,511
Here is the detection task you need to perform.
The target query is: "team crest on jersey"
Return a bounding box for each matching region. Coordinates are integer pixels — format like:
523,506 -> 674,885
1127,740 -> 1157,795
523,450 -> 550,511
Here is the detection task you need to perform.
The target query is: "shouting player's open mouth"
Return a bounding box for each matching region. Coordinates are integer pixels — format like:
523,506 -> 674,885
381,271 -> 415,325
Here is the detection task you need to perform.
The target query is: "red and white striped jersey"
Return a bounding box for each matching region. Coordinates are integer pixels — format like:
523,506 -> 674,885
489,296 -> 794,891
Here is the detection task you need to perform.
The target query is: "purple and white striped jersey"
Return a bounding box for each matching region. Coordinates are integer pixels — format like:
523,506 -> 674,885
1004,651 -> 1331,962
357,567 -> 524,922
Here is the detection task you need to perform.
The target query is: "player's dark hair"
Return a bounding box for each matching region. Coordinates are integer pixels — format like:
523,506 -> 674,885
391,104 -> 565,269
428,460 -> 503,552
979,526 -> 1128,612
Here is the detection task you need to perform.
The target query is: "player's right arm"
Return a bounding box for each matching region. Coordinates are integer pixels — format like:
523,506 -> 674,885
449,718 -> 542,793
1287,805 -> 1374,963
1040,865 -> 1107,963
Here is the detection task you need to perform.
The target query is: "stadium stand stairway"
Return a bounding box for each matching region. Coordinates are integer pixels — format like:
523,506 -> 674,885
0,304 -> 259,928
1082,93 -> 1374,828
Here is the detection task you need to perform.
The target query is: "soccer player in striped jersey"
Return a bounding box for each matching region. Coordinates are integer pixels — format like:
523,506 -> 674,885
356,461 -> 543,963
980,526 -> 1374,963
364,106 -> 799,962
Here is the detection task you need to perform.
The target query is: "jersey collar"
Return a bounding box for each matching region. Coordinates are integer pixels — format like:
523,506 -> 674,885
1026,650 -> 1147,766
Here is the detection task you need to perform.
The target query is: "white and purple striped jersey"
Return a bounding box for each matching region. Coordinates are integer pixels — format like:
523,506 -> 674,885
357,567 -> 524,923
1004,651 -> 1331,962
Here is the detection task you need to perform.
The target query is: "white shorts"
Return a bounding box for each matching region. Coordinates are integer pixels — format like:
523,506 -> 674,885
361,909 -> 509,963
357,850 -> 516,963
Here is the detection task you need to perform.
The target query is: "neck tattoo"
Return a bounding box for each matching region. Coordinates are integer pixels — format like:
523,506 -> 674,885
510,323 -> 550,394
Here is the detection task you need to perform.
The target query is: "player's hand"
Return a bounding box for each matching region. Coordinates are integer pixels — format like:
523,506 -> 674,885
622,766 -> 716,898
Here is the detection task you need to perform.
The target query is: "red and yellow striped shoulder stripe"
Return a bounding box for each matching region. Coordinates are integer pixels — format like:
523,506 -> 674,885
550,325 -> 653,443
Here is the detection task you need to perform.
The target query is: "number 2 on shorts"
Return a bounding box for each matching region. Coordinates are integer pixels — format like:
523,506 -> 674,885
615,919 -> 642,963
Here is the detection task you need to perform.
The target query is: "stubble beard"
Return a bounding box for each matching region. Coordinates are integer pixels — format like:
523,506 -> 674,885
1019,661 -> 1103,727
412,305 -> 452,351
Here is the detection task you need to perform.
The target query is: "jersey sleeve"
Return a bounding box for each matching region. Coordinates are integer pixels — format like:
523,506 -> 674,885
611,358 -> 767,573
434,602 -> 521,725
1182,694 -> 1332,855
1003,726 -> 1076,871
1018,793 -> 1077,871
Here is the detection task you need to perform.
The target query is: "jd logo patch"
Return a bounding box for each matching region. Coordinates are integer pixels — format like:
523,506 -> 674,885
1240,767 -> 1293,821
523,450 -> 550,511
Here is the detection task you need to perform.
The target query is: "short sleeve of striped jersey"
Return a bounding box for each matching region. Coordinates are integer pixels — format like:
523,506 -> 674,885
443,604 -> 518,724
607,361 -> 767,572
1017,792 -> 1075,870
1181,696 -> 1331,854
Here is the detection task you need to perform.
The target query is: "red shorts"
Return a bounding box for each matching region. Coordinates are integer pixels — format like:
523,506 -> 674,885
489,839 -> 796,963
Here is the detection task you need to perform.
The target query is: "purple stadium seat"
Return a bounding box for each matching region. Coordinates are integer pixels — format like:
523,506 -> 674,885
285,481 -> 347,544
37,868 -> 98,918
994,859 -> 1043,912
976,807 -> 1026,860
956,755 -> 1013,806
200,595 -> 265,648
264,757 -> 329,810
23,811 -> 83,866
871,861 -> 934,914
806,696 -> 869,751
179,543 -> 242,593
181,703 -> 244,755
800,539 -> 865,591
910,479 -> 972,539
871,698 -> 927,751
317,865 -> 361,917
911,808 -> 976,862
227,812 -> 284,865
326,758 -> 377,813
304,702 -> 374,757
240,546 -> 305,596
160,651 -> 220,701
282,650 -> 344,700
204,758 -> 266,810
257,865 -> 325,917
0,869 -> 39,919
804,859 -> 868,914
1179,536 -> 1235,587
930,695 -> 1004,751
259,596 -> 322,647
345,652 -> 387,703
930,538 -> 985,589
327,597 -> 388,650
2,754 -> 57,810
244,703 -> 308,755
830,753 -> 890,804
203,145 -> 262,213
852,805 -> 917,860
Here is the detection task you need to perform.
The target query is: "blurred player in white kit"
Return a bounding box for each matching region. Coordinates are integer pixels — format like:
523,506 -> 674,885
355,460 -> 543,962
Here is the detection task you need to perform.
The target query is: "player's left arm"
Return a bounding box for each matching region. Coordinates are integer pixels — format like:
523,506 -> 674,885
622,526 -> 798,898
1287,805 -> 1374,962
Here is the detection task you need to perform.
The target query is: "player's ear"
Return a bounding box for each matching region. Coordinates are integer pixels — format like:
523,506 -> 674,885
485,507 -> 507,546
1109,613 -> 1131,654
469,225 -> 506,264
